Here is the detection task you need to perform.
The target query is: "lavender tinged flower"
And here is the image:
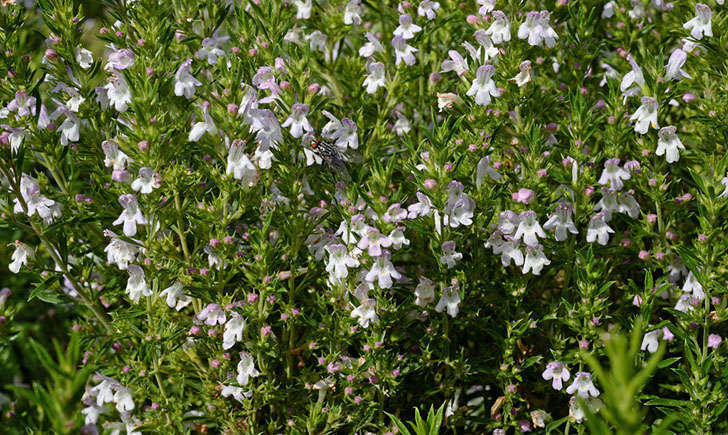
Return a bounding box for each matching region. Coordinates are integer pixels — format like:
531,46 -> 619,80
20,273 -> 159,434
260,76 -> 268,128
566,372 -> 600,398
13,174 -> 57,221
112,194 -> 146,237
543,202 -> 578,241
617,191 -> 640,219
719,175 -> 728,198
486,11 -> 511,44
105,47 -> 134,71
630,96 -> 659,134
344,0 -> 362,25
444,181 -> 475,227
189,103 -> 217,142
664,49 -> 691,81
586,212 -> 614,245
476,156 -> 501,187
408,192 -> 433,218
198,33 -> 229,65
197,303 -> 226,326
351,298 -> 378,327
174,59 -> 202,99
321,111 -> 358,149
357,228 -> 392,257
414,277 -> 436,306
293,0 -> 312,19
497,210 -> 520,235
542,361 -> 570,390
514,211 -> 546,247
656,126 -> 685,163
51,106 -> 80,145
418,0 -> 440,20
473,30 -> 500,62
363,62 -> 387,94
131,168 -> 159,194
125,265 -> 151,303
477,0 -> 495,15
683,4 -> 712,40
598,158 -> 631,191
595,188 -> 619,221
440,50 -> 468,76
467,65 -> 500,106
393,14 -> 422,40
282,104 -> 313,138
6,90 -> 36,117
102,140 -> 132,170
683,271 -> 705,300
383,203 -> 407,223
518,11 -> 558,48
620,55 -> 644,100
440,241 -> 463,269
221,385 -> 252,403
104,71 -> 132,112
392,36 -> 418,66
511,61 -> 534,87
435,285 -> 460,317
236,352 -> 260,386
708,334 -> 722,349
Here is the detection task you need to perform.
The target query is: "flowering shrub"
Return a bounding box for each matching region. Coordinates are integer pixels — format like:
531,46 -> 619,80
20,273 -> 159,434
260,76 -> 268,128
1,0 -> 728,433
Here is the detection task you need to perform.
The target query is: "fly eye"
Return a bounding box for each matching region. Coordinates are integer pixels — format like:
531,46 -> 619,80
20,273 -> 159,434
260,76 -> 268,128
311,142 -> 317,149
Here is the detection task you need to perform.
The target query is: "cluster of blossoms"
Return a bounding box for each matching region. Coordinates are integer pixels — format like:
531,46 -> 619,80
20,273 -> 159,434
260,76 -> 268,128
2,0 -> 728,433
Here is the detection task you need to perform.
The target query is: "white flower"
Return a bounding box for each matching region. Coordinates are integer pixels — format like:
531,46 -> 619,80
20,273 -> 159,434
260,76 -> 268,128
476,156 -> 501,187
393,14 -> 422,40
101,140 -> 132,171
683,4 -> 712,40
131,167 -> 159,194
683,271 -> 705,300
439,241 -> 463,269
418,0 -> 440,20
325,244 -> 360,280
566,372 -> 600,398
595,187 -> 619,221
392,36 -> 418,66
620,55 -> 644,100
414,277 -> 436,306
664,49 -> 690,81
113,387 -> 134,412
440,50 -> 469,76
227,139 -> 259,186
494,236 -> 524,267
518,11 -> 558,48
522,245 -> 550,275
221,385 -> 252,403
223,313 -> 247,350
359,32 -> 384,57
486,11 -> 511,44
125,265 -> 151,303
50,106 -> 80,145
394,114 -> 411,136
437,92 -> 463,111
189,103 -> 217,142
569,397 -> 603,423
542,361 -> 570,390
9,241 -> 33,274
236,352 -> 260,386
321,111 -> 358,150
675,294 -> 695,312
511,60 -> 533,87
174,59 -> 202,99
388,226 -> 410,250
513,211 -> 546,247
602,1 -> 616,18
112,194 -> 147,237
641,329 -> 661,353
586,212 -> 614,245
344,0 -> 362,25
435,285 -> 460,317
365,253 -> 401,289
159,281 -> 192,311
543,202 -> 578,241
628,0 -> 645,19
598,158 -> 630,191
719,174 -> 728,198
467,65 -> 500,107
473,30 -> 500,62
104,71 -> 132,112
76,46 -> 93,69
630,96 -> 659,134
105,46 -> 135,71
282,103 -> 313,138
617,191 -> 640,219
656,126 -> 685,163
104,230 -> 141,270
363,62 -> 387,94
351,298 -> 378,328
293,0 -> 312,19
477,0 -> 495,15
305,30 -> 327,52
92,377 -> 117,406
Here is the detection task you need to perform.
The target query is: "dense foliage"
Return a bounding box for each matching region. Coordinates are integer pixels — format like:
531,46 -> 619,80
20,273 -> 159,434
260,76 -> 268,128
1,0 -> 728,433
